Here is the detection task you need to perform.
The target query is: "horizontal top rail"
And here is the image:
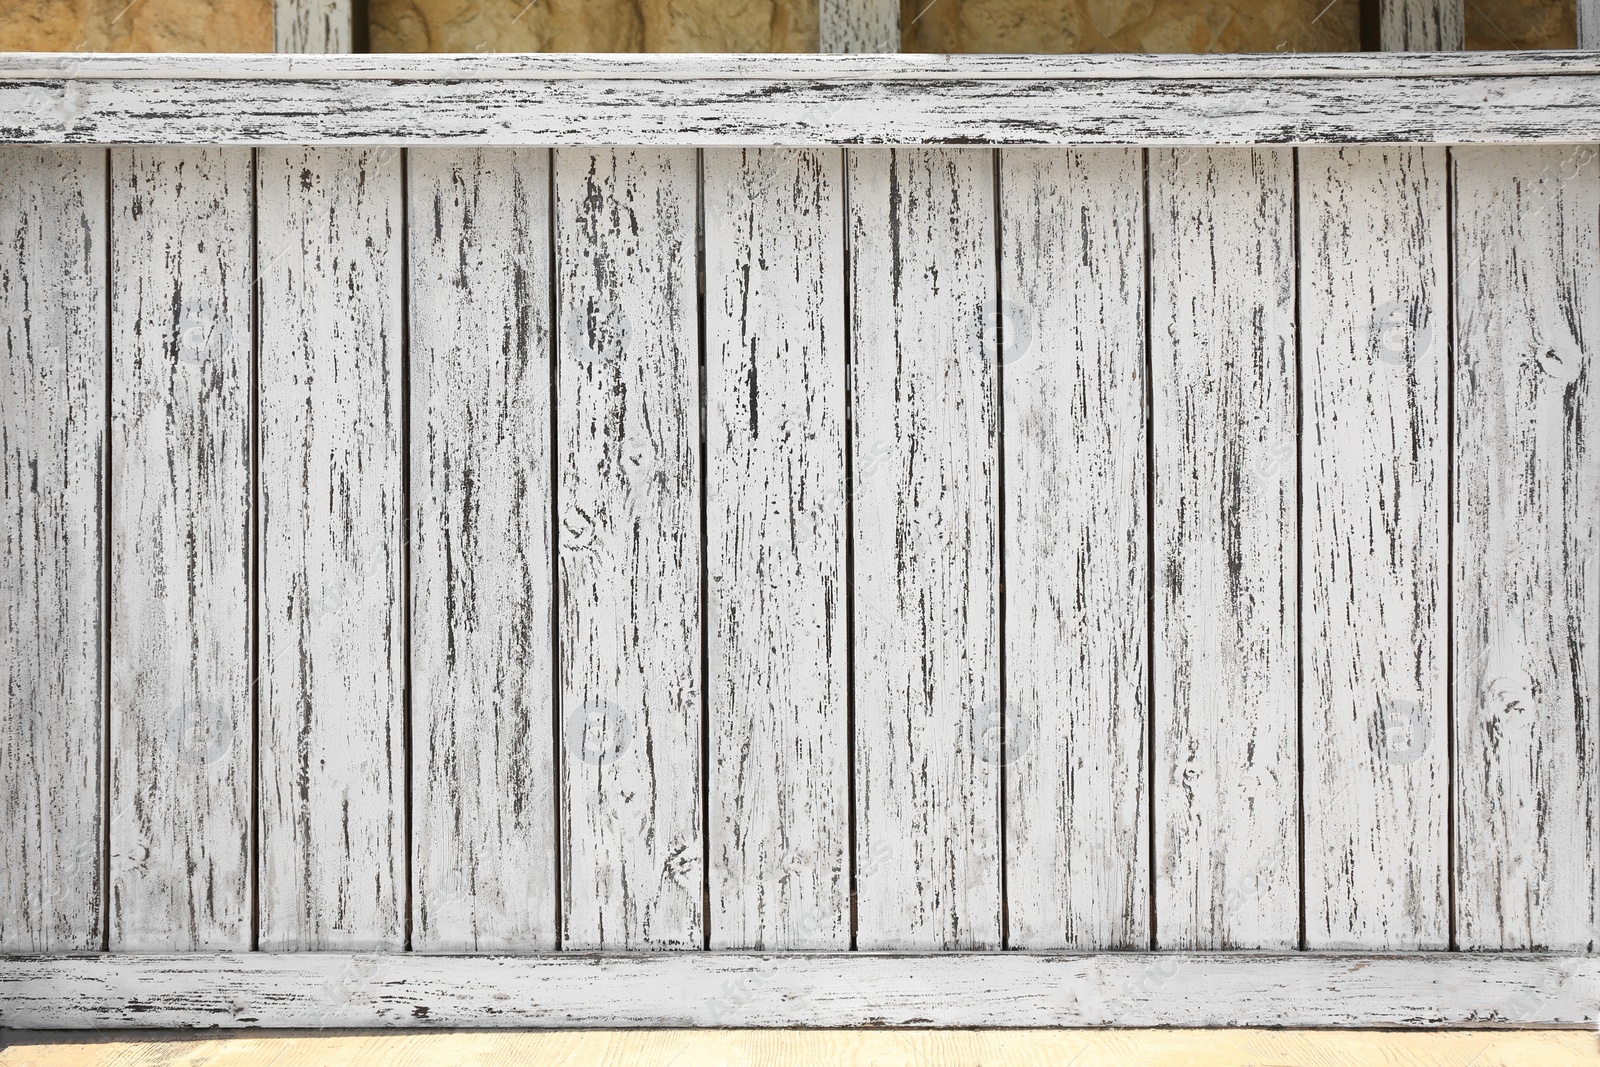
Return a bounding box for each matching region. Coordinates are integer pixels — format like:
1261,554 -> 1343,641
1,51 -> 1599,145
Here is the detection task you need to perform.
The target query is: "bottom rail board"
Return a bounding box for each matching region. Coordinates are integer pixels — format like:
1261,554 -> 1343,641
1,953 -> 1596,1030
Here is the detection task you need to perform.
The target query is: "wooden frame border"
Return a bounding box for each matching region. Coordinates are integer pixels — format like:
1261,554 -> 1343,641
2,53 -> 1599,145
2,953 -> 1596,1029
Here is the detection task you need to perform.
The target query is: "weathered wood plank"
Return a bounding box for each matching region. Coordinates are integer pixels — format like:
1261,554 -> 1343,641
408,148 -> 557,952
848,146 -> 1000,951
273,0 -> 354,54
703,148 -> 849,951
108,146 -> 253,951
819,0 -> 899,53
1583,0 -> 1600,50
1453,144 -> 1600,952
1298,146 -> 1449,951
554,147 -> 702,951
4,952 -> 1598,1029
5,54 -> 1600,148
999,146 -> 1148,951
256,146 -> 405,951
0,147 -> 106,953
1150,147 -> 1298,951
1377,0 -> 1464,51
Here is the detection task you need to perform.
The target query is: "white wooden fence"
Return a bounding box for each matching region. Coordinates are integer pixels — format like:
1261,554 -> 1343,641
1,52 -> 1598,1028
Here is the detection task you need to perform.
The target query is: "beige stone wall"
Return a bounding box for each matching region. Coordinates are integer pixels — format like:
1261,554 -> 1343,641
370,0 -> 817,52
904,0 -> 1357,53
1,0 -> 270,51
372,0 -> 1572,53
0,0 -> 1578,59
1467,0 -> 1576,49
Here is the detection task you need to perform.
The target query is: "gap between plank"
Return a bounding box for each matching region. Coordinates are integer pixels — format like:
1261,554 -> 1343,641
547,146 -> 565,953
1141,146 -> 1158,952
697,147 -> 712,952
841,145 -> 860,954
991,146 -> 1009,951
398,147 -> 415,954
100,146 -> 113,954
1444,144 -> 1458,954
249,146 -> 263,953
1292,146 -> 1308,954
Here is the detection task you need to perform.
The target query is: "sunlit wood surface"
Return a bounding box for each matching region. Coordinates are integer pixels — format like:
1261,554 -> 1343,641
3,1029 -> 1598,1066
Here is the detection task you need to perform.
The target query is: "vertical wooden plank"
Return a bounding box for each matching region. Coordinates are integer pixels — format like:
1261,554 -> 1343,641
848,146 -> 1000,951
819,0 -> 899,52
0,147 -> 106,952
703,147 -> 849,951
1299,146 -> 1449,950
108,146 -> 253,951
999,147 -> 1148,951
1377,0 -> 1464,50
1150,147 -> 1298,951
274,0 -> 355,53
1454,144 -> 1599,952
257,146 -> 404,951
555,147 -> 702,951
408,147 -> 557,952
1582,0 -> 1600,50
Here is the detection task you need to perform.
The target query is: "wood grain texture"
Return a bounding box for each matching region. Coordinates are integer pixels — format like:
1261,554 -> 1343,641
554,147 -> 702,951
819,0 -> 899,52
4,53 -> 1600,148
1583,0 -> 1600,49
108,146 -> 253,952
1298,146 -> 1449,952
273,0 -> 353,53
0,146 -> 106,953
1453,144 -> 1600,952
256,146 -> 405,951
999,147 -> 1148,951
1150,147 -> 1298,951
703,147 -> 849,951
407,147 -> 557,953
4,952 -> 1599,1029
848,145 -> 1000,951
1379,0 -> 1465,50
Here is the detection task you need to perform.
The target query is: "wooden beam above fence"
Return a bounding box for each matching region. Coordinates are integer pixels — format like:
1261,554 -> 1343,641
1,53 -> 1599,146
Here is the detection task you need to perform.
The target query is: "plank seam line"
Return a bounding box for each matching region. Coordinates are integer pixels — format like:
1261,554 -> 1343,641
1292,145 -> 1307,954
1142,145 -> 1157,953
249,145 -> 262,954
399,146 -> 414,954
992,145 -> 1008,953
100,144 -> 113,955
548,146 -> 564,954
697,146 -> 712,953
1444,143 -> 1458,954
841,144 -> 859,954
